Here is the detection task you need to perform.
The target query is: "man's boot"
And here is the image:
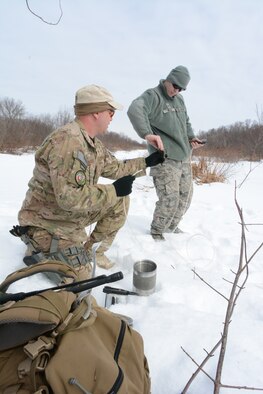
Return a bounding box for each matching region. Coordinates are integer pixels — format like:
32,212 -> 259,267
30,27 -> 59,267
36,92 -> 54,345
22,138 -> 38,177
84,237 -> 115,270
96,253 -> 115,269
150,232 -> 165,241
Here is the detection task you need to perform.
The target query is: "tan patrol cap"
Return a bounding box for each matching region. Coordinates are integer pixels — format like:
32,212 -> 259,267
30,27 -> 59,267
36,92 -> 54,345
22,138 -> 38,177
75,85 -> 123,110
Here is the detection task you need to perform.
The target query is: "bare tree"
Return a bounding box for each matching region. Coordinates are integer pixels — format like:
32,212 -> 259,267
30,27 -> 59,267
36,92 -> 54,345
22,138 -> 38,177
0,97 -> 25,120
256,104 -> 263,125
0,97 -> 26,151
53,108 -> 73,129
181,177 -> 263,393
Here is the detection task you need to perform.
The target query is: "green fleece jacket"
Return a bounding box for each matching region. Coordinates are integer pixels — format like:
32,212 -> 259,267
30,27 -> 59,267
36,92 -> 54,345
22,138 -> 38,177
127,80 -> 195,161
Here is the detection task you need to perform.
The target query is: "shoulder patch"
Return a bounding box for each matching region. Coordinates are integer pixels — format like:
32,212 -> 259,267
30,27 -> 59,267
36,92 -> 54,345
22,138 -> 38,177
73,151 -> 88,170
77,151 -> 88,168
75,170 -> 86,186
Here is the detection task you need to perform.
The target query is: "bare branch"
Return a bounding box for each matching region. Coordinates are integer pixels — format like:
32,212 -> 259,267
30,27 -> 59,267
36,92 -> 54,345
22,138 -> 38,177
25,0 -> 63,25
239,222 -> 263,226
182,175 -> 263,393
0,97 -> 25,119
181,346 -> 215,383
255,104 -> 263,125
244,241 -> 263,267
181,339 -> 222,393
221,383 -> 263,391
203,348 -> 214,356
191,269 -> 228,301
213,185 -> 250,393
222,277 -> 243,290
237,162 -> 261,188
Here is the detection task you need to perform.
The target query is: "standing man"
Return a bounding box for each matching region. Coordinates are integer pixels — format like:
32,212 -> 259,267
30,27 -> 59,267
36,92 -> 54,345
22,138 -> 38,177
12,85 -> 164,275
127,66 -> 203,241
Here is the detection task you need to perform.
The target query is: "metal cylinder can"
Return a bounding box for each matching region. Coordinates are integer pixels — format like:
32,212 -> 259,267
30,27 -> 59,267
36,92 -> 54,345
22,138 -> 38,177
133,260 -> 157,296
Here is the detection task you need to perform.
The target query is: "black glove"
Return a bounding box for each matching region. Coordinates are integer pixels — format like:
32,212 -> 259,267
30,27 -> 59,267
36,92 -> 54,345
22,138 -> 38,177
145,151 -> 165,167
9,225 -> 30,237
113,175 -> 136,197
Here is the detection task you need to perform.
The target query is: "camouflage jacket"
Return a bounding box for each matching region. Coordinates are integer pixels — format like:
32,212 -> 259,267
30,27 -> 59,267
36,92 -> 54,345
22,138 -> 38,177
18,119 -> 146,242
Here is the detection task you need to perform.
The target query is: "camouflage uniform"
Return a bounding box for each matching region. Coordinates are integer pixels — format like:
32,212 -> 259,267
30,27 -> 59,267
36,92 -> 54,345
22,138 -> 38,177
150,159 -> 193,235
128,68 -> 195,237
18,119 -> 146,267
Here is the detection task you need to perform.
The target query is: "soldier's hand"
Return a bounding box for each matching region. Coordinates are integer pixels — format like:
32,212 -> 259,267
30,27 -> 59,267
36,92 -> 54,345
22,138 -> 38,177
145,135 -> 164,151
189,138 -> 207,149
145,151 -> 165,167
113,175 -> 136,197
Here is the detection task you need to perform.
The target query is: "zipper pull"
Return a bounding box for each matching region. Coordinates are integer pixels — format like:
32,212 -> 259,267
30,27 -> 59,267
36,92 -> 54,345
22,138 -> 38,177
68,377 -> 92,394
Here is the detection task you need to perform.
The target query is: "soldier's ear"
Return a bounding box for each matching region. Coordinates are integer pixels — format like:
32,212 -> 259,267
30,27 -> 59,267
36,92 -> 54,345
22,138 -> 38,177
92,113 -> 100,120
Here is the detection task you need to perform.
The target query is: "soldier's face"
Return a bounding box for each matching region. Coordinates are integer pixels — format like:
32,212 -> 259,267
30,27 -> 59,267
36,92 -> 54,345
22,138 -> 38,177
96,110 -> 115,134
164,81 -> 181,97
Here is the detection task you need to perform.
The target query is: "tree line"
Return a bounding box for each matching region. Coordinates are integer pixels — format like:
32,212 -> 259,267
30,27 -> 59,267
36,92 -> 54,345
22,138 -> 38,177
0,96 -> 263,161
197,119 -> 263,161
0,97 -> 145,153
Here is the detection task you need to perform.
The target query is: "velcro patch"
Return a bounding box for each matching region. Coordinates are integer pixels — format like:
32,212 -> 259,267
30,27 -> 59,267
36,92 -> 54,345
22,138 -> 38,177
75,170 -> 86,186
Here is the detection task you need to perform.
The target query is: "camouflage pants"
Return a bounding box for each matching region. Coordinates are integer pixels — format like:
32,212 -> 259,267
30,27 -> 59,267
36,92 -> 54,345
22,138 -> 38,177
84,196 -> 130,254
150,159 -> 193,235
26,196 -> 130,256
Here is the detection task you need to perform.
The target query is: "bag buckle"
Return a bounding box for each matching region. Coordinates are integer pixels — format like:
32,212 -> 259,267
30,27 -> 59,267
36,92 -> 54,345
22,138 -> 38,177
24,336 -> 55,360
35,351 -> 51,371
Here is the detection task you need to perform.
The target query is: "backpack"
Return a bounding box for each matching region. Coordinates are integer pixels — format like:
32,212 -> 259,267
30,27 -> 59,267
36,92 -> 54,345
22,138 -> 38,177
0,261 -> 151,394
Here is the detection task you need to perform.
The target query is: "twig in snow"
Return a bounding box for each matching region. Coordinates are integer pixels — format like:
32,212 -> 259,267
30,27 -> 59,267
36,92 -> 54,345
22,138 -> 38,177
191,269 -> 228,301
181,178 -> 263,393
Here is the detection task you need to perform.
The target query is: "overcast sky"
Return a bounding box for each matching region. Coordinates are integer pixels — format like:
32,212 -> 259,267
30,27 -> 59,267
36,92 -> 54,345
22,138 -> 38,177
1,0 -> 263,140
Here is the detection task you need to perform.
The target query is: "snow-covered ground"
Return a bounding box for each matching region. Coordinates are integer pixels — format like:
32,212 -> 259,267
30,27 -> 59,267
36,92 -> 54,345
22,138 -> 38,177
0,151 -> 263,393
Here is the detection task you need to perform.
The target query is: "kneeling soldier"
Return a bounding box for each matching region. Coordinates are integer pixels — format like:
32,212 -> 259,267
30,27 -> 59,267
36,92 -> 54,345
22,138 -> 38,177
12,84 -> 164,279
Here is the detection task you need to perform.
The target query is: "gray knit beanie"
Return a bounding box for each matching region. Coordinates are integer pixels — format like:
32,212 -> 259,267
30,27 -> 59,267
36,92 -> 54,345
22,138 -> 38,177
166,65 -> 190,90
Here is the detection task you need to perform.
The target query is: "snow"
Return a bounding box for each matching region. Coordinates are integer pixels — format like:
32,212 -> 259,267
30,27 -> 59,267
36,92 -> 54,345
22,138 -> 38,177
0,151 -> 263,393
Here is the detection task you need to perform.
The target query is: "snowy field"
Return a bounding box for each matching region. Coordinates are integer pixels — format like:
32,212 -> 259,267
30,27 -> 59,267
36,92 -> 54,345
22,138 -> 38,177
0,151 -> 263,393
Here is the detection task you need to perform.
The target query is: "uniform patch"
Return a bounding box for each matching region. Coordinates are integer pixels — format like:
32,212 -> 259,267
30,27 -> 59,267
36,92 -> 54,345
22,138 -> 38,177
75,170 -> 86,186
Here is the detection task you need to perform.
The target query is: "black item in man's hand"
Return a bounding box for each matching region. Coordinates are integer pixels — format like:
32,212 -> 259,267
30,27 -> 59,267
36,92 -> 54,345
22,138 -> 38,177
145,151 -> 165,167
113,175 -> 136,197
